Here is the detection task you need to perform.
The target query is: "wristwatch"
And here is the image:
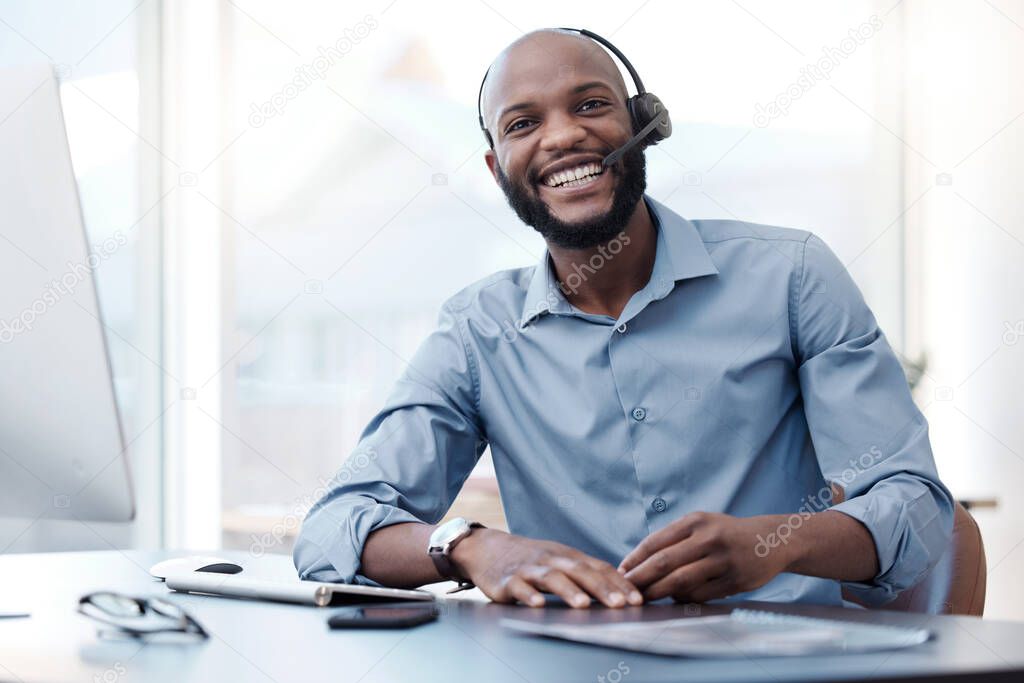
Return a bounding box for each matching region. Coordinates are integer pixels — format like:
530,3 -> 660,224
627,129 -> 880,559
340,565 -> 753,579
428,517 -> 484,593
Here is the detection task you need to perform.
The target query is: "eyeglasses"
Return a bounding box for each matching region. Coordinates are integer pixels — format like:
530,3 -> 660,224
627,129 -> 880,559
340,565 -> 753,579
77,591 -> 209,642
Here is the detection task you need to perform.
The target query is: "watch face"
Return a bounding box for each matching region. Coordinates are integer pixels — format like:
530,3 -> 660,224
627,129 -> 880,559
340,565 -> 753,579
429,517 -> 470,548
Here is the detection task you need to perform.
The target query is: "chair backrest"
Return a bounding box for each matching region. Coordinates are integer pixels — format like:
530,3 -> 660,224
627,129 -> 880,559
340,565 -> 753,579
833,485 -> 986,616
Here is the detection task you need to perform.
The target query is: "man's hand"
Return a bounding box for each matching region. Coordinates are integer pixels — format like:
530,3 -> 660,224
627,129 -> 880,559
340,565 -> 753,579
450,528 -> 644,608
617,511 -> 793,603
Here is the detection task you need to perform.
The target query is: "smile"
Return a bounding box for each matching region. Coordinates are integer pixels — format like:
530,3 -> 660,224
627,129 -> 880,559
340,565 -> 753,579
541,162 -> 606,189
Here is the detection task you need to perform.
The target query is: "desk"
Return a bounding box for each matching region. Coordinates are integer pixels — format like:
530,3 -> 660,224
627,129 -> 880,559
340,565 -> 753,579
1,550 -> 1022,682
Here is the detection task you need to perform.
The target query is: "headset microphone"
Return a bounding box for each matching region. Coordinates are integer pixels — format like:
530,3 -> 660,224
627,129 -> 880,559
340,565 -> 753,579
602,111 -> 667,168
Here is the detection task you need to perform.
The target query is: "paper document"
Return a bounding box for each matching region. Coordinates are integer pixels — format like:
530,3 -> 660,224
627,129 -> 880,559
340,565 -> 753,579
502,608 -> 932,657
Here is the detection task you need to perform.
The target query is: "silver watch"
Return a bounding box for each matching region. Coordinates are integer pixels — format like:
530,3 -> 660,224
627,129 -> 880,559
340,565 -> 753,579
427,517 -> 484,591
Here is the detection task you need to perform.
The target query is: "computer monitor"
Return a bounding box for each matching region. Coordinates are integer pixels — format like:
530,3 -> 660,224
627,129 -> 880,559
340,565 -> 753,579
0,63 -> 135,522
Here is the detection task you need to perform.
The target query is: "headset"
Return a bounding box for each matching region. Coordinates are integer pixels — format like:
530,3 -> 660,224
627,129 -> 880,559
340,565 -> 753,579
476,27 -> 672,168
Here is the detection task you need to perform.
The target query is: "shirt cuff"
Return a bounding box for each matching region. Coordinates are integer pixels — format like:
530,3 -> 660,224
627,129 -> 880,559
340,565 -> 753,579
829,486 -> 949,606
294,502 -> 424,586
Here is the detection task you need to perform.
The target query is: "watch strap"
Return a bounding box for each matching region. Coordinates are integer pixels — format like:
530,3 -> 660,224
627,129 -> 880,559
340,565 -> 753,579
429,548 -> 464,583
429,521 -> 484,584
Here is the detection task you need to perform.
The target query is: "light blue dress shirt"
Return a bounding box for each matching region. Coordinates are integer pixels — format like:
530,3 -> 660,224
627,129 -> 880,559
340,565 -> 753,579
294,194 -> 953,607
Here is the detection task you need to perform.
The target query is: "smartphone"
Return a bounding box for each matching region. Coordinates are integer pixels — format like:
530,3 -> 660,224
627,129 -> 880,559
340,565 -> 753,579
327,604 -> 439,630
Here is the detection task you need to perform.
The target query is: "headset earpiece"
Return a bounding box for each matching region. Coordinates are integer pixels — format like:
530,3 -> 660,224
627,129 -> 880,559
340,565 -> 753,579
627,93 -> 671,147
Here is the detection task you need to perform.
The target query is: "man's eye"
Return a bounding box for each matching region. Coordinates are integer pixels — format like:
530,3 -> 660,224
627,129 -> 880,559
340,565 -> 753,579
507,119 -> 534,133
579,99 -> 607,112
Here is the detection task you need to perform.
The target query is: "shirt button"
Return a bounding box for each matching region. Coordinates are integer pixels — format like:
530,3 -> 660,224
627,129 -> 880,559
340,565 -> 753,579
651,497 -> 668,513
631,407 -> 647,421
616,322 -> 627,334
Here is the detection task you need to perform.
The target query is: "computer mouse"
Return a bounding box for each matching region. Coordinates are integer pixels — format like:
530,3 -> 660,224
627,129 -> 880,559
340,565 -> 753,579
149,555 -> 244,580
197,562 -> 244,574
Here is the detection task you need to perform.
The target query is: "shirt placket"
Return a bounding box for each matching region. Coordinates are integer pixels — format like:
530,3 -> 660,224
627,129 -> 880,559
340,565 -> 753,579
605,275 -> 679,537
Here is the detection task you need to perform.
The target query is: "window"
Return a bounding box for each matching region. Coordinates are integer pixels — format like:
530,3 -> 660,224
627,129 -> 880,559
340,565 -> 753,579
162,1 -> 907,554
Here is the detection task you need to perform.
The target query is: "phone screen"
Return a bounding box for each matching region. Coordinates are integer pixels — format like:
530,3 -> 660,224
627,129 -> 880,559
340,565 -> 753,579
328,604 -> 438,629
355,606 -> 435,620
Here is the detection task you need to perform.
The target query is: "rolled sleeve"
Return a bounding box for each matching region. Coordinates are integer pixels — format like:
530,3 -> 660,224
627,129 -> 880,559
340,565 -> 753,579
794,233 -> 954,606
293,301 -> 486,584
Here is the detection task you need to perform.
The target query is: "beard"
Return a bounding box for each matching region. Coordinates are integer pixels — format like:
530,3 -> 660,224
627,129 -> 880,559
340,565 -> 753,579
494,143 -> 647,250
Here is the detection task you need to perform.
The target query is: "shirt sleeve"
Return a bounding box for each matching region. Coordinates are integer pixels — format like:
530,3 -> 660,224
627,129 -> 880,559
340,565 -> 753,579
292,301 -> 487,585
793,233 -> 954,606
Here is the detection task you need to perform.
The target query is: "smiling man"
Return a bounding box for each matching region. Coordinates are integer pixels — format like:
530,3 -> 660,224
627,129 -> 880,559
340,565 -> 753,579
294,28 -> 953,609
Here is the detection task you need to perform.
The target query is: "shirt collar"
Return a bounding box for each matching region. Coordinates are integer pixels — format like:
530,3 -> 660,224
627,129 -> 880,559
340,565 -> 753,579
519,194 -> 719,329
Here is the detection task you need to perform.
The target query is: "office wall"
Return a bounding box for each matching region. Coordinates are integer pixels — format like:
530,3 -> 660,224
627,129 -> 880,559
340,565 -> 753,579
902,0 -> 1024,620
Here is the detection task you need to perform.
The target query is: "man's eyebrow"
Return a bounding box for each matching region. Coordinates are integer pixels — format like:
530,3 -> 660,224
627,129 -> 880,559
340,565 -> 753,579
570,80 -> 615,95
495,81 -> 616,125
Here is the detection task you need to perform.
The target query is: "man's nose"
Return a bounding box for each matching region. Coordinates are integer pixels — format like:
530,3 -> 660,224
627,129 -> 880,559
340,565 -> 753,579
539,112 -> 587,151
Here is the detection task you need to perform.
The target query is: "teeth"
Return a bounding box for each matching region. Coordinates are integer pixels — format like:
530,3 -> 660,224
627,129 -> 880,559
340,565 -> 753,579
544,162 -> 604,188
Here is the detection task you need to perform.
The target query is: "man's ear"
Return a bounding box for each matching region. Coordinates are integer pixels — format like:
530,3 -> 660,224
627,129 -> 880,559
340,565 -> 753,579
484,148 -> 500,185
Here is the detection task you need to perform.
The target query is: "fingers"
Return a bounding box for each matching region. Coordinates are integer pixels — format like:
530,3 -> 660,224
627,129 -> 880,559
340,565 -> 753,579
623,536 -> 705,589
641,557 -> 724,602
475,536 -> 647,609
618,515 -> 699,574
589,558 -> 646,606
523,566 -> 592,608
550,557 -> 644,607
502,575 -> 546,607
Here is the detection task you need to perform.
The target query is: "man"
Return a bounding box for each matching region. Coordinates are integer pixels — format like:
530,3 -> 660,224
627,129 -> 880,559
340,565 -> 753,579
294,28 -> 952,609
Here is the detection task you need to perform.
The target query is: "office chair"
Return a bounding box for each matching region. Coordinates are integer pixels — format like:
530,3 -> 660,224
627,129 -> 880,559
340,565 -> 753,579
832,484 -> 987,616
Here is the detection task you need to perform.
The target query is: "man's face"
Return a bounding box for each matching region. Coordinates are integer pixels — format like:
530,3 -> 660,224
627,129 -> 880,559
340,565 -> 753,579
483,34 -> 648,250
